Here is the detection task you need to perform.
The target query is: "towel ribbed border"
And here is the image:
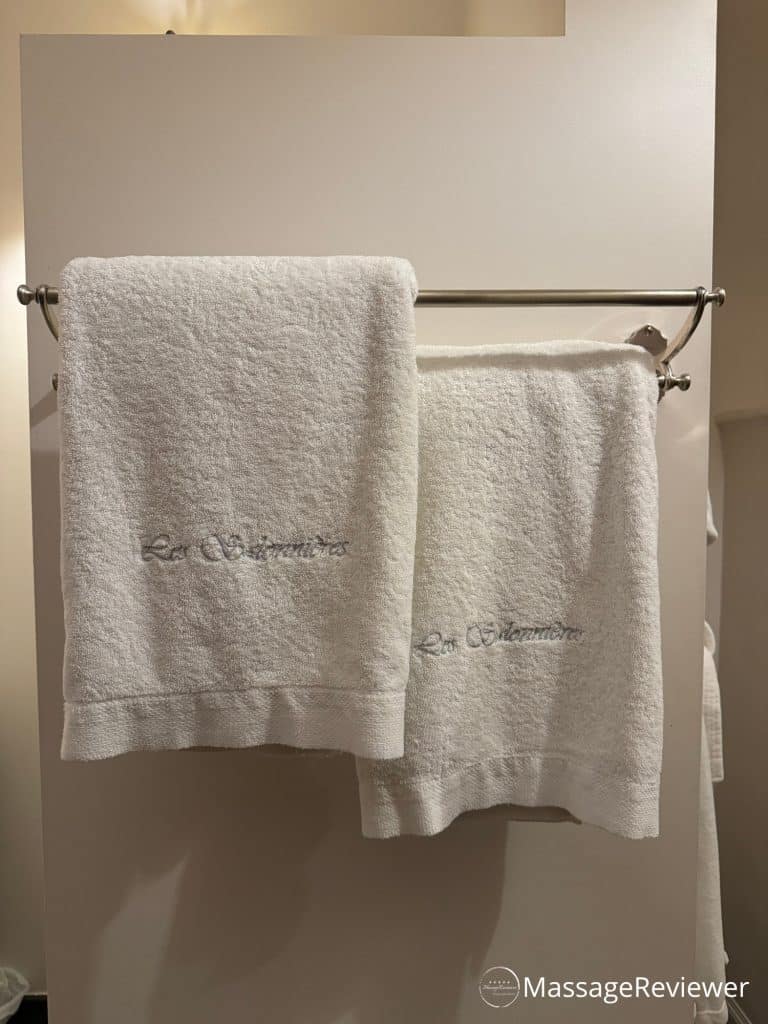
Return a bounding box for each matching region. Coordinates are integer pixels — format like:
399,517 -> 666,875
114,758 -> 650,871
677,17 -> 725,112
62,686 -> 405,761
357,752 -> 660,840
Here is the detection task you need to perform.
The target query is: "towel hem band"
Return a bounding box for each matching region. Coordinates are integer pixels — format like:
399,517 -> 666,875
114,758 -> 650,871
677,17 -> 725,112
357,752 -> 660,840
61,686 -> 406,761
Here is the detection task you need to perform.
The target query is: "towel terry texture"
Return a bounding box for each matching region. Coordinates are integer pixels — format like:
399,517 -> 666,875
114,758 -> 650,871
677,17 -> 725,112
58,255 -> 419,760
356,341 -> 663,839
693,497 -> 727,1024
702,622 -> 724,785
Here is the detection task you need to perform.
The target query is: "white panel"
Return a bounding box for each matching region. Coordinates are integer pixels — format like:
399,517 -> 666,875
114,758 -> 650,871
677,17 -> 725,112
21,5 -> 716,1021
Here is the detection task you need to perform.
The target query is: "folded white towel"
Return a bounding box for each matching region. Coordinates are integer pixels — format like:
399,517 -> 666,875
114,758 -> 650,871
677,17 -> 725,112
703,498 -> 724,782
693,498 -> 727,1023
356,340 -> 663,839
706,493 -> 719,544
694,717 -> 728,1024
702,622 -> 724,783
58,255 -> 418,760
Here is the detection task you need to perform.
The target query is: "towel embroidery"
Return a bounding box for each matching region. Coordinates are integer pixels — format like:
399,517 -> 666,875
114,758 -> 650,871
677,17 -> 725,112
414,632 -> 460,657
414,619 -> 583,656
200,534 -> 350,561
140,536 -> 188,561
466,620 -> 583,646
141,533 -> 350,563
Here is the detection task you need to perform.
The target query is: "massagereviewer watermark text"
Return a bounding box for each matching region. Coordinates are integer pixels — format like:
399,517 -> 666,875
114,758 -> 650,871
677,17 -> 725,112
478,966 -> 749,1009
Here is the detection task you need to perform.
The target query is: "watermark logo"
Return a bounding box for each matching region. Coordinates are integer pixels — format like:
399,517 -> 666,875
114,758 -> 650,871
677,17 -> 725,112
477,967 -> 750,1008
479,967 -> 521,1008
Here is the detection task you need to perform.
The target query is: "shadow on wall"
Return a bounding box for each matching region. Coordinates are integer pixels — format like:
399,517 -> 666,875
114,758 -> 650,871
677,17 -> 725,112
49,752 -> 509,1024
32,447 -> 509,1024
715,415 -> 768,1022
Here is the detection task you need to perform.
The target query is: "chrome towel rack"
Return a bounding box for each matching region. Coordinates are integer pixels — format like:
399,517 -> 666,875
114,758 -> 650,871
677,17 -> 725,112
18,283 -> 725,394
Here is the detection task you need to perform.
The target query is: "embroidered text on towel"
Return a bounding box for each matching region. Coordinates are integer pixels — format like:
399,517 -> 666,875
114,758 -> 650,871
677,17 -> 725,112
414,619 -> 584,657
141,533 -> 351,563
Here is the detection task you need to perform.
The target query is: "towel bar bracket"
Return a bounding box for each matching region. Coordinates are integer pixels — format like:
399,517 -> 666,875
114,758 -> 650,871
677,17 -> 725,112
18,283 -> 60,343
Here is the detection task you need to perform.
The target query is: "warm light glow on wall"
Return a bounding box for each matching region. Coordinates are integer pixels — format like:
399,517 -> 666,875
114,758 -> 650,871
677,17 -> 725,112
127,0 -> 564,36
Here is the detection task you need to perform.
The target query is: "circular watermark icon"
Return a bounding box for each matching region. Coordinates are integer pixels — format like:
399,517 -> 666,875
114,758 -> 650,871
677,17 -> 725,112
479,966 -> 521,1008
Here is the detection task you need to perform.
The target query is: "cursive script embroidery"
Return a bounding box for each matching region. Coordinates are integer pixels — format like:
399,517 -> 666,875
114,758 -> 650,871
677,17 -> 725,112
414,618 -> 583,657
141,535 -> 188,562
414,632 -> 460,657
200,534 -> 350,562
466,620 -> 583,647
141,533 -> 350,565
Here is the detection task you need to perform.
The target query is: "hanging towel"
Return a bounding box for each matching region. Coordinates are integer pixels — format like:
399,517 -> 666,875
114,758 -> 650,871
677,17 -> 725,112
702,622 -> 724,784
694,717 -> 728,1024
693,495 -> 727,1024
356,340 -> 663,839
58,255 -> 419,760
703,494 -> 724,782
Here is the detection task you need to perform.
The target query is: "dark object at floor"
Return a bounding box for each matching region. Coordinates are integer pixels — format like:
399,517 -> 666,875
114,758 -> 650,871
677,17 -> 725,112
12,995 -> 47,1023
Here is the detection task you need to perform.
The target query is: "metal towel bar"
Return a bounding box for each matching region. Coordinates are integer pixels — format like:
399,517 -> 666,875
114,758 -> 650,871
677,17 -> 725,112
17,283 -> 725,394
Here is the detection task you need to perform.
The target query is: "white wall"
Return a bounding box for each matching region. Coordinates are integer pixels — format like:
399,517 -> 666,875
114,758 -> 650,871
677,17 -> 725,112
0,0 -> 561,994
20,10 -> 717,1021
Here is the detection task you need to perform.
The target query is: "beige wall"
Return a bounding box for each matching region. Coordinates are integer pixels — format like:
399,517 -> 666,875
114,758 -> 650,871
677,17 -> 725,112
709,2 -> 768,1016
711,0 -> 768,421
20,11 -> 716,1022
2,5 -> 177,999
715,418 -> 768,1021
0,0 -> 564,999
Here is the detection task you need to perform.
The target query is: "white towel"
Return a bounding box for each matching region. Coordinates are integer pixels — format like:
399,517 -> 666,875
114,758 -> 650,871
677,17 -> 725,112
356,340 -> 663,839
58,255 -> 418,760
706,492 -> 719,544
693,496 -> 727,1024
703,497 -> 724,782
702,622 -> 724,784
694,718 -> 728,1024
